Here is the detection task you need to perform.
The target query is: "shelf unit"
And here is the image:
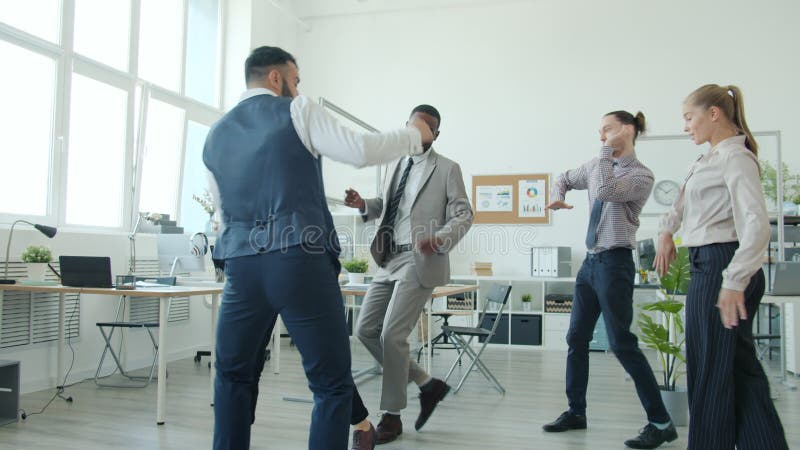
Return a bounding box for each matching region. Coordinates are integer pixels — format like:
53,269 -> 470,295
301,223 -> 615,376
449,275 -> 661,351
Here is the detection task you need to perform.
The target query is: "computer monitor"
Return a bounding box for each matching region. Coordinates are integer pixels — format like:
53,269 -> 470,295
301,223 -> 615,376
636,238 -> 656,271
157,234 -> 206,276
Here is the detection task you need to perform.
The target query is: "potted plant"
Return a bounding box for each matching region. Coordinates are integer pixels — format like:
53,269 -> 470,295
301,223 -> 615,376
193,189 -> 218,235
342,258 -> 368,284
637,246 -> 690,426
21,245 -> 53,282
521,293 -> 533,312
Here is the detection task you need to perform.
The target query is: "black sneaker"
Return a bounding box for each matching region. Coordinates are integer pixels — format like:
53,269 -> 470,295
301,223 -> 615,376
624,423 -> 678,449
542,411 -> 587,432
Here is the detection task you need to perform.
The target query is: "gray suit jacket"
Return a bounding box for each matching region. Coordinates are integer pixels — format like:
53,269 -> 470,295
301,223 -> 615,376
362,150 -> 473,288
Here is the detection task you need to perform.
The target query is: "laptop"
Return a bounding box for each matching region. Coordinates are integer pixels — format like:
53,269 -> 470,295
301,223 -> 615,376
769,262 -> 800,296
59,256 -> 113,288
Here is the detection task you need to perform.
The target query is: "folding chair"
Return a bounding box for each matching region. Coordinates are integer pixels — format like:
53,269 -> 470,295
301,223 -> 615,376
94,277 -> 175,388
442,284 -> 511,394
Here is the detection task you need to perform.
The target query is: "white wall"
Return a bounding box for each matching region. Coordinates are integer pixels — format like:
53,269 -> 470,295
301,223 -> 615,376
223,0 -> 302,109
290,0 -> 800,276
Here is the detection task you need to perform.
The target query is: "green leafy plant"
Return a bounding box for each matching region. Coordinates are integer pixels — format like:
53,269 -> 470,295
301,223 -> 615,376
342,258 -> 368,274
637,247 -> 690,391
521,293 -> 532,303
760,160 -> 800,205
21,245 -> 53,263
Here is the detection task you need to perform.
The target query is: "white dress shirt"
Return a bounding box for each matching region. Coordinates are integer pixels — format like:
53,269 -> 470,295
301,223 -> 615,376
659,135 -> 769,291
206,88 -> 424,221
389,149 -> 433,246
361,149 -> 433,246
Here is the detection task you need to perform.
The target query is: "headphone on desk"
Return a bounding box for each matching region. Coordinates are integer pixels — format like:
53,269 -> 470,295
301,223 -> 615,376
190,232 -> 209,257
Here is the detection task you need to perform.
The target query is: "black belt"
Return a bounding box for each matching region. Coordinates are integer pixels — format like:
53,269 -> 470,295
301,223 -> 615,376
389,243 -> 413,254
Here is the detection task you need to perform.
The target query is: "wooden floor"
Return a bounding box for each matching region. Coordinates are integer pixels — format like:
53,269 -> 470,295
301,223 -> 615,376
1,342 -> 798,449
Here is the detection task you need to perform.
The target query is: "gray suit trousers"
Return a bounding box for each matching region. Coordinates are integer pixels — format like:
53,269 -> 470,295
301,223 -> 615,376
355,252 -> 433,411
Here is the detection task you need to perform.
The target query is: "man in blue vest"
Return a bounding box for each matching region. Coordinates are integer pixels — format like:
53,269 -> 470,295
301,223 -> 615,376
204,46 -> 433,450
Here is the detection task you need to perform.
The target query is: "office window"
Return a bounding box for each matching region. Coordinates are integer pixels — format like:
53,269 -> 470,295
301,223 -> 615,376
73,0 -> 130,71
0,0 -> 61,43
65,74 -> 127,227
138,99 -> 185,217
0,42 -> 56,216
179,121 -> 211,233
185,0 -> 220,105
138,0 -> 184,91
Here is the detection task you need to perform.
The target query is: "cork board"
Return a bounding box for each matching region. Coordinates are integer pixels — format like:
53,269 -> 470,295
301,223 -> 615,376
472,174 -> 550,224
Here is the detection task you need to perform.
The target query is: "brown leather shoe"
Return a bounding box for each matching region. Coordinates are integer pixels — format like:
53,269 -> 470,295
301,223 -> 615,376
375,413 -> 403,444
415,378 -> 451,431
352,423 -> 377,450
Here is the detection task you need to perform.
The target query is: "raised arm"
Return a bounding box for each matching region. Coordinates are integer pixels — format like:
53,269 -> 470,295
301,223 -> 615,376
291,96 -> 428,168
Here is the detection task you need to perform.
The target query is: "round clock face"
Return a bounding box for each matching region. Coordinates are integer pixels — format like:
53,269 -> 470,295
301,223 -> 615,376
653,180 -> 681,206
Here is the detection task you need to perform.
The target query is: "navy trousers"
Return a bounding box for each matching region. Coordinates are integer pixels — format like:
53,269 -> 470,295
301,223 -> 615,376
566,248 -> 670,423
213,246 -> 354,450
686,243 -> 788,450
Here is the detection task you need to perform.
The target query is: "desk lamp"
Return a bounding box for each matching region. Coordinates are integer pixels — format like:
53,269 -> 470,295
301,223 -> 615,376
1,220 -> 58,284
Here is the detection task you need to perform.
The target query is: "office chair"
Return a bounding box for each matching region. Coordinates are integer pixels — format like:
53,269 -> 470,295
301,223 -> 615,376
94,277 -> 175,388
442,284 -> 511,394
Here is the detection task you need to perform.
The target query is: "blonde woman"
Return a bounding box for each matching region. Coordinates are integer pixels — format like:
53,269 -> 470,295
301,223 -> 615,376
655,84 -> 788,450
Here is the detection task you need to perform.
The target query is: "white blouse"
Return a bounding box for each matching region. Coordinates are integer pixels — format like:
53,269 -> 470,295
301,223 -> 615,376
659,135 -> 770,291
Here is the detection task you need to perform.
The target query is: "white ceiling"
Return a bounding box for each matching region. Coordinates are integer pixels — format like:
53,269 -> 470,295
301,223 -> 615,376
293,0 -> 545,20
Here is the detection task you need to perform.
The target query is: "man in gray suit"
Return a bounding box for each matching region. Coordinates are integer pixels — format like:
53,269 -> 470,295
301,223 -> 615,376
344,105 -> 473,444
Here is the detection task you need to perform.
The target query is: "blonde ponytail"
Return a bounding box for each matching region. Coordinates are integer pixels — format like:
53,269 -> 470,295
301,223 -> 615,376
727,85 -> 758,155
686,84 -> 758,155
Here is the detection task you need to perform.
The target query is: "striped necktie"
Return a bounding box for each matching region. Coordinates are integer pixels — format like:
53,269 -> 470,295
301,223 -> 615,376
384,158 -> 414,232
585,161 -> 618,250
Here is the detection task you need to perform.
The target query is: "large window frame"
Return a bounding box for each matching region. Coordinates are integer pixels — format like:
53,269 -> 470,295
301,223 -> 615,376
0,0 -> 226,233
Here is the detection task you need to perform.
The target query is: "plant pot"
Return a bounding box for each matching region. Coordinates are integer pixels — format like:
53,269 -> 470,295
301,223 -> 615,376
348,273 -> 365,284
660,388 -> 688,427
522,302 -> 532,312
26,263 -> 48,282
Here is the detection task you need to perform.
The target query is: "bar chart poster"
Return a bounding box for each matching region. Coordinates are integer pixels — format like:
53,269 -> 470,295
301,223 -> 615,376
519,179 -> 546,218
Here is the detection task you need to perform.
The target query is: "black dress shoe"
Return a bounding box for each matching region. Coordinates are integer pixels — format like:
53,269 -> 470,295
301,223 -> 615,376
624,423 -> 678,449
542,411 -> 587,432
415,378 -> 451,431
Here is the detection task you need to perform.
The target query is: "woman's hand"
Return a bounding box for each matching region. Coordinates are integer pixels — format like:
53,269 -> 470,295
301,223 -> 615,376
654,232 -> 676,277
717,288 -> 747,329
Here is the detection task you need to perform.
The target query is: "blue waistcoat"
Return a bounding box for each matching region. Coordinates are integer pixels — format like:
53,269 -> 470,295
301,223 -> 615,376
203,94 -> 340,260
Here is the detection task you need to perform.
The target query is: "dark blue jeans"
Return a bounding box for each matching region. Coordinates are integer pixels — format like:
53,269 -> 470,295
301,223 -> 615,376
565,248 -> 670,423
213,247 -> 354,450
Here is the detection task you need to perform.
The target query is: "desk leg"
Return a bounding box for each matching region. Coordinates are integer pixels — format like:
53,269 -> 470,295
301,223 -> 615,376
57,293 -> 65,388
210,293 -> 219,406
156,297 -> 169,425
426,298 -> 432,373
273,316 -> 281,374
780,303 -> 797,390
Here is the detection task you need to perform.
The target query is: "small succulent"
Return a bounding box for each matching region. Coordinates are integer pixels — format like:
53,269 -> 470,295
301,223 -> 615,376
21,245 -> 52,263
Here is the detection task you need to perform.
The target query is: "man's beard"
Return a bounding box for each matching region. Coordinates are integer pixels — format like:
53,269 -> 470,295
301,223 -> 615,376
281,81 -> 292,98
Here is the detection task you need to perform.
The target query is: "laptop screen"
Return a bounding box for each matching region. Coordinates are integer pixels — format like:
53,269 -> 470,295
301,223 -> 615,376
59,256 -> 113,288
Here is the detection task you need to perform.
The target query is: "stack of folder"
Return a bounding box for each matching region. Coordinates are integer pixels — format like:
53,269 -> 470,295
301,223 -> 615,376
471,261 -> 493,276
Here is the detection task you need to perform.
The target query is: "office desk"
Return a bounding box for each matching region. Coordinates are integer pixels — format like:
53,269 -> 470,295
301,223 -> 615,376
0,284 -> 223,425
762,294 -> 800,390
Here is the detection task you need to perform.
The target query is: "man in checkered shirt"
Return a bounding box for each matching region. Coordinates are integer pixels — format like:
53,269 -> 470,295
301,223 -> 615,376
541,111 -> 677,450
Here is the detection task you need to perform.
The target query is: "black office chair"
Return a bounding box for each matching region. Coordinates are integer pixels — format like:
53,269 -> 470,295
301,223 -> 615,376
94,276 -> 176,388
442,284 -> 511,394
